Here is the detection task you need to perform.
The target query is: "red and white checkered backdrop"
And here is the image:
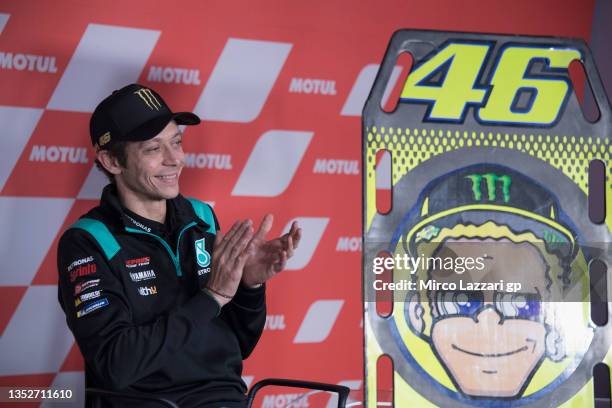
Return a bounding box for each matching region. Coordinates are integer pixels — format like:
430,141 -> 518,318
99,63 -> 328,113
0,1 -> 607,407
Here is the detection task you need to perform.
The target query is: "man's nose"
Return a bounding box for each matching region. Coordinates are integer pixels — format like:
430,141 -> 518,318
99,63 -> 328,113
475,305 -> 503,325
163,145 -> 183,165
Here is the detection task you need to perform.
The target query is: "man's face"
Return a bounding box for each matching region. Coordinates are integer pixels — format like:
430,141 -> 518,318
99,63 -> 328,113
428,239 -> 549,398
116,120 -> 185,201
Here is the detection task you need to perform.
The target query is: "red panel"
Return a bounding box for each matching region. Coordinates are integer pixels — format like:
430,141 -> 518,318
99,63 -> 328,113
32,200 -> 98,285
0,374 -> 55,408
0,287 -> 27,337
1,111 -> 93,197
0,0 -> 597,401
59,344 -> 85,372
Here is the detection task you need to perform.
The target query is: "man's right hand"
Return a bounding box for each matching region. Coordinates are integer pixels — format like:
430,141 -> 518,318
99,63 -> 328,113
205,220 -> 254,306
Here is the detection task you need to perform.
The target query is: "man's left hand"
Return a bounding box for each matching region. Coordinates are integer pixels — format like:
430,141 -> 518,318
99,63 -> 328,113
241,215 -> 301,288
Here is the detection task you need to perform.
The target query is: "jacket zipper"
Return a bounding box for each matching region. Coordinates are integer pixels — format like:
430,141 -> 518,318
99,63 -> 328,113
125,221 -> 197,277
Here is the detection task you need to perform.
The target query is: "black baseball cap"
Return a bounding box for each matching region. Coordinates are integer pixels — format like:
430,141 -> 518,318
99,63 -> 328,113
89,83 -> 200,149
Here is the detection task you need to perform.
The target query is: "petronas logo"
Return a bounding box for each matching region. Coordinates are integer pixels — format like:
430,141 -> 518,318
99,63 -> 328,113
195,238 -> 211,268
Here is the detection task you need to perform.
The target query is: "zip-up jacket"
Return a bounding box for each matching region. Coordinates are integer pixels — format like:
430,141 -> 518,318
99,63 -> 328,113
57,184 -> 266,407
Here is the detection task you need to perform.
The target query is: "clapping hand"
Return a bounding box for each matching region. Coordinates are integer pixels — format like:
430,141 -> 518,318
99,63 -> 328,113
241,215 -> 301,288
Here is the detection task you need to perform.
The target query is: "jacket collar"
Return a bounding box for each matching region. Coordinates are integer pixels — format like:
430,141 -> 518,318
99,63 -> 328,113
99,184 -> 211,233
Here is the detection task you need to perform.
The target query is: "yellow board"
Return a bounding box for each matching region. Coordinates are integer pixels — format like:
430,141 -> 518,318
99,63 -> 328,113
363,31 -> 611,407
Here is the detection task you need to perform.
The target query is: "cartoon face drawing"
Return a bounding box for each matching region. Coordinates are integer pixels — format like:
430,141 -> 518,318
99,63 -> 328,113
427,239 -> 551,397
393,164 -> 588,400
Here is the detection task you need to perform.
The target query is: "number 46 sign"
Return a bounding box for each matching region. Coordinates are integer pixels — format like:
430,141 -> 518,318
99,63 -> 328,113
401,41 -> 583,126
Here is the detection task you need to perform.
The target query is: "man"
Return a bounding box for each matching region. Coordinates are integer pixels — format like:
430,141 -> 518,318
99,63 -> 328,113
57,84 -> 301,408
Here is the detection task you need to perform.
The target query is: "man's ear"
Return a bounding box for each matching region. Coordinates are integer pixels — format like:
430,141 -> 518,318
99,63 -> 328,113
97,150 -> 123,175
405,292 -> 427,338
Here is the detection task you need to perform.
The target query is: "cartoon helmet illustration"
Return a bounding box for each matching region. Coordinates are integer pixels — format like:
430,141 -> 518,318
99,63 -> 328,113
399,163 -> 578,264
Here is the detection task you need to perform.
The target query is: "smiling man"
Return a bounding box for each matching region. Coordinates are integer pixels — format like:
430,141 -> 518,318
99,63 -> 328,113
57,84 -> 301,408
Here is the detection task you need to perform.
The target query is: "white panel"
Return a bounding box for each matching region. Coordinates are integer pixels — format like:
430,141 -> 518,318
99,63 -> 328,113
375,151 -> 392,190
293,300 -> 343,343
195,38 -> 292,122
325,380 -> 362,408
341,64 -> 402,116
77,165 -> 108,200
0,286 -> 75,375
0,13 -> 9,35
0,107 -> 43,190
232,130 -> 312,197
242,375 -> 254,389
0,197 -> 74,285
283,217 -> 328,270
47,24 -> 160,112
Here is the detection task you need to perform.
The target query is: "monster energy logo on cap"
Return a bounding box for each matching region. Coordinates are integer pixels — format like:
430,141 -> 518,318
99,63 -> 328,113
134,88 -> 162,110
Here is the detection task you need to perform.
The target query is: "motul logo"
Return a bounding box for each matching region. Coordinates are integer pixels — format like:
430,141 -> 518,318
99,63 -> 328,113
29,145 -> 88,164
184,153 -> 232,170
261,393 -> 309,408
313,159 -> 358,175
264,315 -> 286,331
147,66 -> 201,85
289,78 -> 336,95
0,52 -> 58,73
336,237 -> 361,252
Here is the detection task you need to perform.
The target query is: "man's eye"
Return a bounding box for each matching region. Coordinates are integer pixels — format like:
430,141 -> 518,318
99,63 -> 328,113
145,146 -> 160,153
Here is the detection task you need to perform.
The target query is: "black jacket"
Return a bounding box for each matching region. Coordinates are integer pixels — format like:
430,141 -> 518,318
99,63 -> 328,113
57,185 -> 266,407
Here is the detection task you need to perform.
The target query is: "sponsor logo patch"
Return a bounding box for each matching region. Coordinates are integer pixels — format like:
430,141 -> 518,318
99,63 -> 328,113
67,256 -> 94,272
195,238 -> 211,268
74,279 -> 100,296
69,262 -> 97,282
125,256 -> 150,268
76,298 -> 109,318
75,290 -> 101,307
129,269 -> 156,282
197,267 -> 211,276
138,285 -> 157,296
125,215 -> 152,233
